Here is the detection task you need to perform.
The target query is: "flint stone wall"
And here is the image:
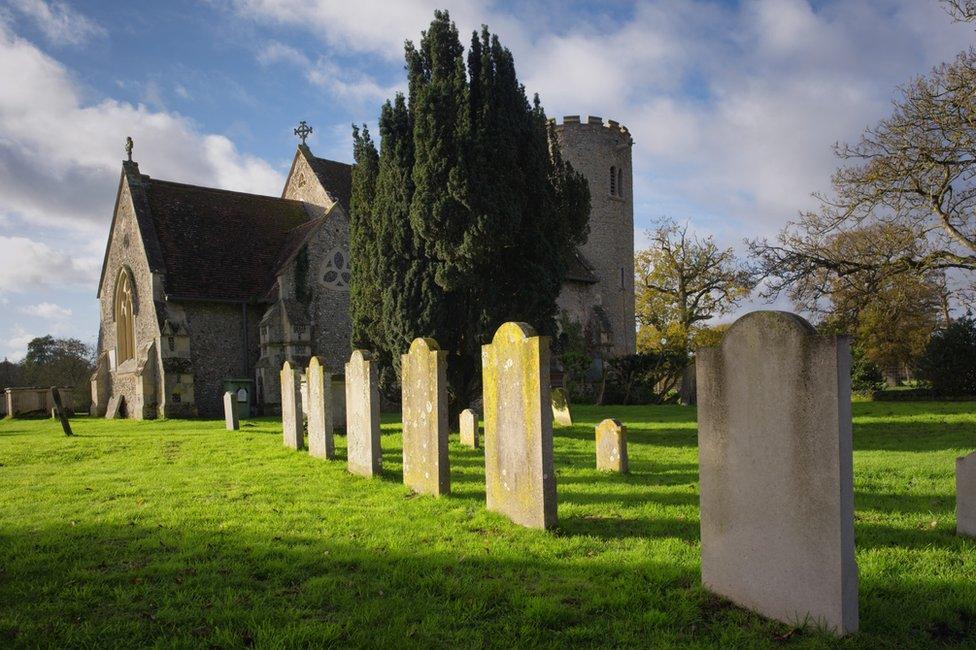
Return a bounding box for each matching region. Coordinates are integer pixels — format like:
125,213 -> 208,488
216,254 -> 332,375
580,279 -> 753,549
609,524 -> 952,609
401,338 -> 449,495
696,311 -> 858,635
482,322 -> 556,530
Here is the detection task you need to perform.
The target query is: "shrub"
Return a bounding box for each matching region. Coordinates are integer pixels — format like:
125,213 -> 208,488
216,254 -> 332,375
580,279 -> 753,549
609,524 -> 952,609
918,316 -> 976,396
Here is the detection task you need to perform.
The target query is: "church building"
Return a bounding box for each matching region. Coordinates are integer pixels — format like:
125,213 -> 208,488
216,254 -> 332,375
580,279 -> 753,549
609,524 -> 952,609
91,116 -> 635,419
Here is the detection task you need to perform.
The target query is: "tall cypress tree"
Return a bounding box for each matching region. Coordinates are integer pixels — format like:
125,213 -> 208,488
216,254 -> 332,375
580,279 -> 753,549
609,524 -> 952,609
350,11 -> 590,413
349,124 -> 380,350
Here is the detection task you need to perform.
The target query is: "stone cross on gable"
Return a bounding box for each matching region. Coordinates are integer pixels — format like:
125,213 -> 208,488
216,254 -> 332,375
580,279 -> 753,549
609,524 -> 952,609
294,120 -> 313,145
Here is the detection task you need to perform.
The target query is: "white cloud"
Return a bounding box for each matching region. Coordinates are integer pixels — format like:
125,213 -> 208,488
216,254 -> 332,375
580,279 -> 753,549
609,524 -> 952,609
8,0 -> 105,46
305,57 -> 402,105
19,301 -> 71,319
4,324 -> 36,361
257,39 -> 310,67
0,21 -> 285,234
0,236 -> 99,293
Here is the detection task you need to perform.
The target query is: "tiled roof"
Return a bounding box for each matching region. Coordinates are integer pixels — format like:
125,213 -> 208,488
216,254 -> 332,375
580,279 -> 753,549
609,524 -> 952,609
142,178 -> 310,302
306,154 -> 352,212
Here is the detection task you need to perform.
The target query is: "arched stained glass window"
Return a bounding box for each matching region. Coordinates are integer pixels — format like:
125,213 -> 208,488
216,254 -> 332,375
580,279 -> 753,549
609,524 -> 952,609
114,270 -> 135,363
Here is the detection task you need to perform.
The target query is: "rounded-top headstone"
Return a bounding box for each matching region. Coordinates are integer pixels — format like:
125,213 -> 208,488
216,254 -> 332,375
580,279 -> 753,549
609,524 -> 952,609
409,337 -> 440,354
491,321 -> 537,346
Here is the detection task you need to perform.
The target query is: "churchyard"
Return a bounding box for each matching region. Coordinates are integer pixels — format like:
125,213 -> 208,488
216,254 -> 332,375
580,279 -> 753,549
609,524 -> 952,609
0,400 -> 973,647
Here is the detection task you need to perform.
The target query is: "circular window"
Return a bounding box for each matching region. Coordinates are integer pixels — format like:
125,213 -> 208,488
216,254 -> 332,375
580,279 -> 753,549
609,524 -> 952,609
321,247 -> 351,291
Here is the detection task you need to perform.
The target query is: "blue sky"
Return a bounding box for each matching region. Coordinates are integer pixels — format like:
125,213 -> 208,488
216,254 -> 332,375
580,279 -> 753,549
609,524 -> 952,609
0,0 -> 973,360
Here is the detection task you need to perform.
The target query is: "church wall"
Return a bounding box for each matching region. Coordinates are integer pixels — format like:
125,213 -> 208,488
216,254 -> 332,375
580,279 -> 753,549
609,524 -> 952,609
305,210 -> 352,374
282,150 -> 337,212
557,281 -> 600,330
181,301 -> 256,418
97,177 -> 164,419
553,116 -> 637,357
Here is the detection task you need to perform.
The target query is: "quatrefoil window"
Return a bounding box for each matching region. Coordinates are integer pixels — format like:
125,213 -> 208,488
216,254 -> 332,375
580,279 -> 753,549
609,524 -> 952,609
321,247 -> 351,291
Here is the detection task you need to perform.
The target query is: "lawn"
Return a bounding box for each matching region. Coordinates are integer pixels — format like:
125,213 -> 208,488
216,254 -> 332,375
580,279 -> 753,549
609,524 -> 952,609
0,402 -> 974,647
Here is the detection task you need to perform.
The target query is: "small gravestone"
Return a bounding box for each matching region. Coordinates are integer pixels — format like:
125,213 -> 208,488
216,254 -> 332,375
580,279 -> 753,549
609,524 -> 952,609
697,311 -> 858,635
345,350 -> 381,477
105,394 -> 121,419
551,387 -> 573,426
306,356 -> 335,460
401,338 -> 449,495
459,408 -> 479,448
958,451 -> 976,538
482,322 -> 556,530
50,388 -> 72,437
595,418 -> 627,473
280,360 -> 303,450
223,391 -> 239,431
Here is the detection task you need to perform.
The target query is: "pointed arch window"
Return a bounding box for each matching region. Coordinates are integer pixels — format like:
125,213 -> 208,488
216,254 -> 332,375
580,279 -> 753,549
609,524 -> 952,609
617,167 -> 624,197
114,270 -> 135,364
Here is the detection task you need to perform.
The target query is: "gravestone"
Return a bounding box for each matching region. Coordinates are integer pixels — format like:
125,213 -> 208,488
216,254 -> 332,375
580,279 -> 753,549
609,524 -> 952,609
459,408 -> 479,448
306,356 -> 335,460
551,387 -> 573,426
958,451 -> 976,538
105,394 -> 122,419
401,338 -> 450,495
595,418 -> 627,473
696,311 -> 858,635
481,322 -> 556,529
223,391 -> 239,431
50,388 -> 72,437
279,360 -> 303,450
345,350 -> 381,477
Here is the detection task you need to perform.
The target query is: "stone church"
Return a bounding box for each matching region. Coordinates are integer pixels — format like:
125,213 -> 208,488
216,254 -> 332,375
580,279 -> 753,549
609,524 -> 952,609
91,116 -> 635,419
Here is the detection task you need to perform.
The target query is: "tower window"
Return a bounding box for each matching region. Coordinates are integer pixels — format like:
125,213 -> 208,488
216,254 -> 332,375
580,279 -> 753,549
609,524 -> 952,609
617,167 -> 624,197
610,165 -> 617,196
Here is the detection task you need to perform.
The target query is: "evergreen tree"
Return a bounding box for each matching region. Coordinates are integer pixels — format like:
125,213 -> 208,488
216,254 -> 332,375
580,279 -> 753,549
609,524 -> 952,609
350,11 -> 591,413
348,124 -> 379,350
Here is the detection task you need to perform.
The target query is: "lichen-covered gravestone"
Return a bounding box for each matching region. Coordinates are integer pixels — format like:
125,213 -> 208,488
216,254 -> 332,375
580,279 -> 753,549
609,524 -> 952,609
595,418 -> 627,473
279,360 -> 303,450
401,338 -> 449,495
696,311 -> 858,635
345,350 -> 381,477
958,451 -> 976,538
551,387 -> 573,426
306,356 -> 335,460
482,322 -> 556,529
459,409 -> 479,448
223,391 -> 239,431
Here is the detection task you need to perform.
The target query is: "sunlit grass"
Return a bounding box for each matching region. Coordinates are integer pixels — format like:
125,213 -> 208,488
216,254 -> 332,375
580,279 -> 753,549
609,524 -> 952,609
0,402 -> 973,647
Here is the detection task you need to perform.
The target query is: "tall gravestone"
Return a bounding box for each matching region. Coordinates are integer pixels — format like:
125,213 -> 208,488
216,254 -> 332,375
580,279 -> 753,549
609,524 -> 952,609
958,451 -> 976,538
459,409 -> 479,448
50,388 -> 72,437
401,338 -> 450,495
482,322 -> 556,529
697,311 -> 858,635
345,350 -> 381,477
595,418 -> 627,473
306,356 -> 335,460
223,391 -> 239,431
279,360 -> 303,450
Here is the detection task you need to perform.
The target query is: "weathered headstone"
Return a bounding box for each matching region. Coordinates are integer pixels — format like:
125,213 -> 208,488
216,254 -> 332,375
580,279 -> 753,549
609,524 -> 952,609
696,311 -> 858,635
279,360 -> 303,450
958,451 -> 976,538
345,350 -> 381,477
223,391 -> 239,431
306,356 -> 335,460
482,322 -> 556,529
50,388 -> 72,437
459,408 -> 479,448
595,418 -> 627,473
401,338 -> 450,495
551,387 -> 573,426
105,394 -> 122,419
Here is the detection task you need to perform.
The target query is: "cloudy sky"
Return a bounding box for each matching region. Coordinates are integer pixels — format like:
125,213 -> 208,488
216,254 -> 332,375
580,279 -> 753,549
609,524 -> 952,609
0,0 -> 973,360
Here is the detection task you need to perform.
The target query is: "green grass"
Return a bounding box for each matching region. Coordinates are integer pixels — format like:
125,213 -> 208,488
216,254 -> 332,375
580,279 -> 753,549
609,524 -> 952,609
0,402 -> 974,647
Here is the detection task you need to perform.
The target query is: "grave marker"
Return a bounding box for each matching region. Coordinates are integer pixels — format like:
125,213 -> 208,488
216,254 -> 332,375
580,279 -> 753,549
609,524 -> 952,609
306,356 -> 335,460
595,418 -> 627,473
696,311 -> 858,635
482,322 -> 556,529
459,408 -> 479,448
223,391 -> 239,431
50,388 -> 72,437
345,350 -> 381,477
958,451 -> 976,538
401,338 -> 449,495
551,387 -> 573,426
280,360 -> 303,450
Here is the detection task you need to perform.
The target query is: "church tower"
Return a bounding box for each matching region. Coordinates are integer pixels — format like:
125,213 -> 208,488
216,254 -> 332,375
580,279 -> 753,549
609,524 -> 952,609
552,115 -> 636,357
